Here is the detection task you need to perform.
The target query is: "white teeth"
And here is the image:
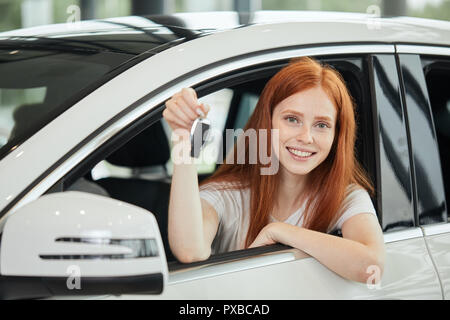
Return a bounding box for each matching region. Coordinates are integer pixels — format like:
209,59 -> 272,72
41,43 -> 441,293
288,148 -> 313,157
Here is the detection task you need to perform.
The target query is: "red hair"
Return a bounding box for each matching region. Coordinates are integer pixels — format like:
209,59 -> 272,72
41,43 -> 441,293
200,57 -> 374,248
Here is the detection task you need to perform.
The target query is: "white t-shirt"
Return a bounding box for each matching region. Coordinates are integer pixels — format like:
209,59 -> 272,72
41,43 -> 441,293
199,182 -> 377,254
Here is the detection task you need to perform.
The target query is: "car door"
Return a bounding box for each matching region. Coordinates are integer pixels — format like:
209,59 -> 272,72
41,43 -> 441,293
366,53 -> 442,299
52,45 -> 440,299
396,45 -> 450,300
146,51 -> 442,300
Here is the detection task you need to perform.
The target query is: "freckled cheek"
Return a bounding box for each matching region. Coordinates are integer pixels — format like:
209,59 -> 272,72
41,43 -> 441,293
319,134 -> 335,153
277,125 -> 298,140
313,132 -> 334,151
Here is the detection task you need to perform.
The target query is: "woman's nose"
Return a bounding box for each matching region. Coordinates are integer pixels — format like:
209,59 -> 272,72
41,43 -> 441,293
296,125 -> 313,144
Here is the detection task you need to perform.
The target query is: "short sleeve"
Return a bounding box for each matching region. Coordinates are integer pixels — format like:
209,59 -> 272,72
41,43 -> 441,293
331,186 -> 377,232
199,183 -> 249,253
199,183 -> 226,220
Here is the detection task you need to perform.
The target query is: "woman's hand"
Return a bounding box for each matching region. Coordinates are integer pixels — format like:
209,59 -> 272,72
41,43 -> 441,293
163,87 -> 210,138
248,222 -> 283,248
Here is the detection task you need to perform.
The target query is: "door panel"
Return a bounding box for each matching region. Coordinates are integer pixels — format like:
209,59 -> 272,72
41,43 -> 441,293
370,53 -> 443,298
419,53 -> 450,300
423,227 -> 450,299
114,234 -> 441,299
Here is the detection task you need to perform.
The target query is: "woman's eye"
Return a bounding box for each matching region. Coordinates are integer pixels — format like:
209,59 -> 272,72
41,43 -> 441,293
316,122 -> 329,129
285,116 -> 298,123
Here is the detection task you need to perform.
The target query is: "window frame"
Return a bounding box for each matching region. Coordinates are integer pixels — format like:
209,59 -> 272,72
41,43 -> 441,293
399,53 -> 447,227
369,53 -> 417,232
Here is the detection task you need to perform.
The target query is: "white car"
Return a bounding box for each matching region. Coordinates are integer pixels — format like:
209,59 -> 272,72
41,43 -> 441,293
0,11 -> 449,300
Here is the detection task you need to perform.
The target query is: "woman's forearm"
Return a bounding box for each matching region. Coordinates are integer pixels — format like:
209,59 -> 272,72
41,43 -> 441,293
163,88 -> 213,263
272,223 -> 384,283
167,139 -> 210,262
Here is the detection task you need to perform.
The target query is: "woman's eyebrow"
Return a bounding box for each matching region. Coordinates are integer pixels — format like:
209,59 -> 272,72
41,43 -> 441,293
315,115 -> 334,122
282,109 -> 334,122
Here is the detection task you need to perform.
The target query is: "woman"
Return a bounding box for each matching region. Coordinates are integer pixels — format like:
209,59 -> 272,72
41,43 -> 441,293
163,57 -> 385,284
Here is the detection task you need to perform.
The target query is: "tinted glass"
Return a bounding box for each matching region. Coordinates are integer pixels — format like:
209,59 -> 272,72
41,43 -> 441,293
371,54 -> 415,232
0,19 -> 195,161
421,55 -> 450,223
0,48 -> 133,160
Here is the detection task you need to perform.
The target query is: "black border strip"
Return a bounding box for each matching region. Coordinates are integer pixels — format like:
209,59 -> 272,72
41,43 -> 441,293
367,55 -> 383,229
168,244 -> 292,271
0,273 -> 163,300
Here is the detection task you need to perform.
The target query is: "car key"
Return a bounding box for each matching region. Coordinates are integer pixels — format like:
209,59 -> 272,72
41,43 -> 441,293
190,108 -> 211,158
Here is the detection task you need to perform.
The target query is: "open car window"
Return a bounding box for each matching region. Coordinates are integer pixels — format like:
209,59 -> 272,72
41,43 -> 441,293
57,54 -> 378,267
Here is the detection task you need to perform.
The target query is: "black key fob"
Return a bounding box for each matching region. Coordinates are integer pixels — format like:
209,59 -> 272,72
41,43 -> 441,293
190,117 -> 211,158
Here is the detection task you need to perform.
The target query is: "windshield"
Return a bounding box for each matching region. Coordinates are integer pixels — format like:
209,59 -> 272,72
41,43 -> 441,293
0,47 -> 134,160
0,18 -> 200,161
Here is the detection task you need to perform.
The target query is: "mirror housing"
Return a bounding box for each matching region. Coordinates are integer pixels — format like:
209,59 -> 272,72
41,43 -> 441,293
0,191 -> 168,300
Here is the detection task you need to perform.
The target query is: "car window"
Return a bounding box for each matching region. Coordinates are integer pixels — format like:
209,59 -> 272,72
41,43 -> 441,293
422,55 -> 450,223
0,86 -> 46,147
0,48 -> 134,160
223,56 -> 377,212
234,92 -> 259,130
90,88 -> 234,181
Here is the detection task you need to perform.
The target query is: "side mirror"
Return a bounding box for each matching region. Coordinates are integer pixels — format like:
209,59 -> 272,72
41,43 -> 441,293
0,191 -> 168,300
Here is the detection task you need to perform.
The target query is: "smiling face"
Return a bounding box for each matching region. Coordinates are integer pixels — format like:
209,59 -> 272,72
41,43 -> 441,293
271,86 -> 337,177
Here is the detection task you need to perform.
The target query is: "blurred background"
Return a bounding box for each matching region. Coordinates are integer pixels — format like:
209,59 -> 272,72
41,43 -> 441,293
0,0 -> 449,33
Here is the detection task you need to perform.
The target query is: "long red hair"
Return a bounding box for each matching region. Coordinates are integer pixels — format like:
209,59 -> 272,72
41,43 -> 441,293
200,56 -> 374,248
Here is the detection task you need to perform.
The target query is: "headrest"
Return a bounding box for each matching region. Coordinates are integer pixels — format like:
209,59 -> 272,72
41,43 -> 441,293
106,120 -> 170,168
10,103 -> 48,141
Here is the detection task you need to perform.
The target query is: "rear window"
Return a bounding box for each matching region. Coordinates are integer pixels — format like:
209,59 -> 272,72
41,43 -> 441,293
0,47 -> 134,160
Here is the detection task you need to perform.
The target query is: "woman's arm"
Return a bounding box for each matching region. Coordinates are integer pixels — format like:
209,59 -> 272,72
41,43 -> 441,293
168,157 -> 219,263
164,88 -> 219,263
249,213 -> 385,284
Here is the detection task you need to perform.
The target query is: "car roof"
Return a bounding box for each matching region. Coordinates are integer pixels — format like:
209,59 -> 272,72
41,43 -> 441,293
0,11 -> 449,55
0,16 -> 199,55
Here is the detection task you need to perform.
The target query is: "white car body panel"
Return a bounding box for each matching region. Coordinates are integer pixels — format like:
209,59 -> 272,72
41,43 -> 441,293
423,224 -> 450,299
108,235 -> 441,300
1,192 -> 167,280
424,233 -> 450,299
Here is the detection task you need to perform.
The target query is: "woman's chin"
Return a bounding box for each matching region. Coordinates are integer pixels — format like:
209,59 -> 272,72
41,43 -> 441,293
280,162 -> 314,177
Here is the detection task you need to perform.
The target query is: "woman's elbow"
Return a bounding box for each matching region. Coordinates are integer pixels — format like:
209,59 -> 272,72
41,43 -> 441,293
357,254 -> 385,284
173,247 -> 211,264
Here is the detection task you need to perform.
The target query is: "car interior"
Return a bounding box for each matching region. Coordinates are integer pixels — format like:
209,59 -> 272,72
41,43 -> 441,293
62,56 -> 376,265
